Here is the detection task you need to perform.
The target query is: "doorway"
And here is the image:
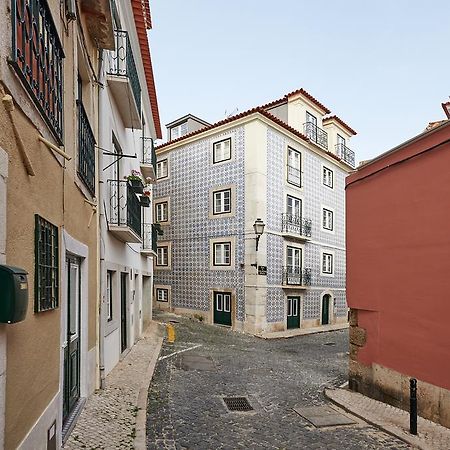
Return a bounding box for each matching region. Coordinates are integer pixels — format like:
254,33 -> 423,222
63,256 -> 81,423
287,296 -> 300,329
321,294 -> 332,325
213,292 -> 232,326
120,272 -> 128,353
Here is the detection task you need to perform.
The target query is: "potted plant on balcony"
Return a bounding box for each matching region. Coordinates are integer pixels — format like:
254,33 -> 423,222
125,170 -> 144,194
140,184 -> 151,207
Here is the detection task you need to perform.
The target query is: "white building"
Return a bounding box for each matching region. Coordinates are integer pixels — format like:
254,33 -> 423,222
98,0 -> 161,377
153,88 -> 356,335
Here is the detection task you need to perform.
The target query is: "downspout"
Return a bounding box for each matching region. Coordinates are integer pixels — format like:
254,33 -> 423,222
97,48 -> 106,389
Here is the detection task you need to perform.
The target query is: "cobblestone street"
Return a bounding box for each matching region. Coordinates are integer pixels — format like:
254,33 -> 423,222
146,314 -> 410,449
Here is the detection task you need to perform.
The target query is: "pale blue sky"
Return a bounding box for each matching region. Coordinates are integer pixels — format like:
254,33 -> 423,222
149,0 -> 450,162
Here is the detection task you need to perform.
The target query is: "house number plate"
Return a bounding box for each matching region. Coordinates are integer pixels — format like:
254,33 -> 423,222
258,266 -> 267,275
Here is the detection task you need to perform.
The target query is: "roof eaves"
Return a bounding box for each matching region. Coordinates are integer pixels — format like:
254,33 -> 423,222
323,115 -> 357,136
286,88 -> 331,114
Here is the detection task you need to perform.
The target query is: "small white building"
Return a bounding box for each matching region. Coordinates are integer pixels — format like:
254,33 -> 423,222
153,89 -> 355,335
98,0 -> 161,376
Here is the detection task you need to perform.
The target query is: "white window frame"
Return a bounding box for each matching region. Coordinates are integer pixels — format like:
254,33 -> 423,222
287,147 -> 301,187
156,241 -> 172,269
170,122 -> 188,140
156,159 -> 168,179
322,166 -> 333,189
322,252 -> 333,275
106,270 -> 113,321
322,207 -> 334,232
213,242 -> 231,266
213,188 -> 231,215
155,201 -> 168,223
210,237 -> 236,270
156,288 -> 169,302
213,138 -> 232,164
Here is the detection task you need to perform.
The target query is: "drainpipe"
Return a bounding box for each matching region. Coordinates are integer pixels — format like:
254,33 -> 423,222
97,48 -> 106,389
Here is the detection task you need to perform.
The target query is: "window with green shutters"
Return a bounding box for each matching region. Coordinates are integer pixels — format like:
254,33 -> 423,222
35,215 -> 59,312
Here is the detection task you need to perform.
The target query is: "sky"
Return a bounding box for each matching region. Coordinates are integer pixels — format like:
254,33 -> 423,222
149,0 -> 450,162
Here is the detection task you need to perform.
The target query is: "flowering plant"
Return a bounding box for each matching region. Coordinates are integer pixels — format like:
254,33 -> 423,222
142,185 -> 151,197
125,170 -> 142,182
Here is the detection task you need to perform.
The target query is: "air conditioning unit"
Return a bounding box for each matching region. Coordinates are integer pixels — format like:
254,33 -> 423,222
65,0 -> 77,21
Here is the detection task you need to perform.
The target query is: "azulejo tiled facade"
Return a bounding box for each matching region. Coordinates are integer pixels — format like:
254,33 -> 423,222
153,89 -> 356,334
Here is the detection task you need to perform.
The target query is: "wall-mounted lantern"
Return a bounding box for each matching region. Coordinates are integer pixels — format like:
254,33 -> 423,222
253,218 -> 265,251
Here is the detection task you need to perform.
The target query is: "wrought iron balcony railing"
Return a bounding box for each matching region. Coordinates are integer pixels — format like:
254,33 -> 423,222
11,0 -> 64,142
108,180 -> 141,238
281,214 -> 312,237
282,266 -> 312,286
287,165 -> 301,186
303,122 -> 328,150
107,30 -> 141,113
336,143 -> 356,168
142,223 -> 158,254
77,100 -> 96,195
142,137 -> 156,169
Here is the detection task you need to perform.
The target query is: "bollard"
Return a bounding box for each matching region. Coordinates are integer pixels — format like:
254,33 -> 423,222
410,378 -> 417,435
166,323 -> 176,344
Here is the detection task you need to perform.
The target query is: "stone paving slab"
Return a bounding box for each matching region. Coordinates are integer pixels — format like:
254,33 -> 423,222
325,387 -> 450,450
63,322 -> 164,450
294,405 -> 357,427
258,323 -> 349,339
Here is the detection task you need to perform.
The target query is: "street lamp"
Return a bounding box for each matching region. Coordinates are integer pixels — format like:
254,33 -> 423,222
253,218 -> 265,251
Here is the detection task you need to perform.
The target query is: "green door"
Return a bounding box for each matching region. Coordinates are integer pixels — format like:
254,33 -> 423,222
322,294 -> 331,325
213,292 -> 232,326
63,257 -> 81,423
287,296 -> 300,329
120,273 -> 128,353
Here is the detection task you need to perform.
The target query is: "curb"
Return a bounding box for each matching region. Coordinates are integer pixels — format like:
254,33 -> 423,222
133,322 -> 165,450
257,324 -> 349,340
324,388 -> 434,450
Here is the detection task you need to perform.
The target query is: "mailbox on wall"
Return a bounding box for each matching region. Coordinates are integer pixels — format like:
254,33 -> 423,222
0,265 -> 29,323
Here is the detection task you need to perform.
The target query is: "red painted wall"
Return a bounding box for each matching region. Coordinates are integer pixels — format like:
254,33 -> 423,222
346,123 -> 450,390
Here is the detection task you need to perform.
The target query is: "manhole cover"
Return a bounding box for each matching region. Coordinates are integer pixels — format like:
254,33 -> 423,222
294,405 -> 356,427
223,397 -> 253,412
324,342 -> 336,346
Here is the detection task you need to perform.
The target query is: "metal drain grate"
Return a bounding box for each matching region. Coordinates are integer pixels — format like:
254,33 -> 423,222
223,396 -> 253,412
324,342 -> 336,346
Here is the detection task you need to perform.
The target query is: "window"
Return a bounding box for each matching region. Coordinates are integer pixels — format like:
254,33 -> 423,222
11,0 -> 64,142
322,253 -> 333,274
155,201 -> 168,222
213,138 -> 231,163
323,167 -> 333,188
322,208 -> 334,231
35,215 -> 59,312
286,195 -> 302,218
106,271 -> 113,321
156,159 -> 168,179
213,242 -> 231,266
156,288 -> 169,302
156,246 -> 169,266
213,189 -> 231,215
287,147 -> 301,186
170,122 -> 188,140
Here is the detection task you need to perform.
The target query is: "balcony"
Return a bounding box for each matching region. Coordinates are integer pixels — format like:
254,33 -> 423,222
106,30 -> 142,129
141,223 -> 158,257
281,214 -> 312,241
336,143 -> 356,168
282,267 -> 312,288
303,122 -> 328,150
140,137 -> 157,182
77,101 -> 96,195
108,180 -> 142,243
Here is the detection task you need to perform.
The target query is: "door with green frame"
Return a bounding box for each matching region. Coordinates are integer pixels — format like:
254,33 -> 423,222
287,296 -> 301,329
213,292 -> 232,326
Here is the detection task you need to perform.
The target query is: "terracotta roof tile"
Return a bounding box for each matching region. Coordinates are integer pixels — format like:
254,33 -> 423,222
285,88 -> 331,114
131,0 -> 162,138
323,115 -> 357,136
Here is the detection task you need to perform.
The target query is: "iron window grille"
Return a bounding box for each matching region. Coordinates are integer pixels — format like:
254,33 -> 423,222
106,30 -> 141,114
281,214 -> 312,237
336,143 -> 355,168
282,267 -> 312,286
303,122 -> 328,150
35,214 -> 59,312
108,180 -> 142,237
11,0 -> 64,143
142,137 -> 156,172
77,100 -> 96,195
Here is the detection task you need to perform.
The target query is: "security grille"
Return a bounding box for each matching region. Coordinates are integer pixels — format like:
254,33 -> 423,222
223,397 -> 253,412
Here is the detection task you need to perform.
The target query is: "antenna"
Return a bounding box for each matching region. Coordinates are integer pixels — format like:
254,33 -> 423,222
224,107 -> 239,118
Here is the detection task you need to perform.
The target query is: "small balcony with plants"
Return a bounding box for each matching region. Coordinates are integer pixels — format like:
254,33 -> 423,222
336,143 -> 356,168
141,137 -> 157,182
106,30 -> 142,129
281,214 -> 312,241
141,223 -> 161,257
303,122 -> 328,150
107,176 -> 142,243
282,267 -> 312,288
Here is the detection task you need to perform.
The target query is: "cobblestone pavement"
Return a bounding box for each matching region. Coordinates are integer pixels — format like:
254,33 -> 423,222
64,325 -> 163,449
326,387 -> 450,450
146,313 -> 411,449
